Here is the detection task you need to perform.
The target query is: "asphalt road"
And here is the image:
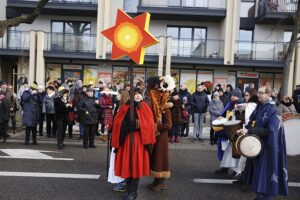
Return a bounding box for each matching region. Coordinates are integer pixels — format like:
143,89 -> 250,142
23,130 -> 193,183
0,138 -> 299,200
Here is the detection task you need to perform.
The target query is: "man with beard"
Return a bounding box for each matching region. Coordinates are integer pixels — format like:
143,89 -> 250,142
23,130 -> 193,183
240,86 -> 288,200
112,89 -> 156,200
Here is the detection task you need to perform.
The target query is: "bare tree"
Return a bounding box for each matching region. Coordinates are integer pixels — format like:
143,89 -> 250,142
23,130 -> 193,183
0,0 -> 50,38
282,1 -> 300,96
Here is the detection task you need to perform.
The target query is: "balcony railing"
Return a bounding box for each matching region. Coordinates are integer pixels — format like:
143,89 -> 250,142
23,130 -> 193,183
139,0 -> 226,9
45,32 -> 96,53
235,41 -> 289,61
0,31 -> 30,50
258,0 -> 298,15
106,37 -> 159,55
171,38 -> 224,58
8,0 -> 97,4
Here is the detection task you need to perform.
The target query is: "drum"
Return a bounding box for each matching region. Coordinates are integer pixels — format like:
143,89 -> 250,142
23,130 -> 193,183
223,120 -> 242,140
234,134 -> 262,158
212,118 -> 228,132
281,112 -> 300,156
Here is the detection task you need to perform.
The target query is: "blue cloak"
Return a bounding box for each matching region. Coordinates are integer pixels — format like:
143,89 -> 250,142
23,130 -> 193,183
242,101 -> 288,196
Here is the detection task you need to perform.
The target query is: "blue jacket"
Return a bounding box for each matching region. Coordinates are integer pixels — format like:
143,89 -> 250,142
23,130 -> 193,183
22,91 -> 40,127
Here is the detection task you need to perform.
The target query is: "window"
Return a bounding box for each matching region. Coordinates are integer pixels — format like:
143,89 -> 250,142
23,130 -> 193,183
51,21 -> 91,52
167,26 -> 206,56
283,31 -> 292,43
238,29 -> 253,59
240,0 -> 255,17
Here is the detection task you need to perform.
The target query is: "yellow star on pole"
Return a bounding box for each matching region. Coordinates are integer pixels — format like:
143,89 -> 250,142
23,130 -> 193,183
101,9 -> 159,65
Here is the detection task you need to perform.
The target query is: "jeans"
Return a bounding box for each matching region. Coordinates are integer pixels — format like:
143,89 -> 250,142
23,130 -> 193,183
256,193 -> 272,200
193,113 -> 205,139
79,123 -> 84,136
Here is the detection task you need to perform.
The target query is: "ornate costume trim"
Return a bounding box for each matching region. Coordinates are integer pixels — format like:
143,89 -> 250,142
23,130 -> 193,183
150,170 -> 171,178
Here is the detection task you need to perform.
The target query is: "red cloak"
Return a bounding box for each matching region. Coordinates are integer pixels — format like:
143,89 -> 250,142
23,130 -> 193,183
112,101 -> 156,178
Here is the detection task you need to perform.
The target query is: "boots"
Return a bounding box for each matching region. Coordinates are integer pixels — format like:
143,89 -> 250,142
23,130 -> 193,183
214,167 -> 228,175
150,178 -> 166,191
100,134 -> 107,142
174,136 -> 179,143
25,127 -> 30,145
122,178 -> 139,200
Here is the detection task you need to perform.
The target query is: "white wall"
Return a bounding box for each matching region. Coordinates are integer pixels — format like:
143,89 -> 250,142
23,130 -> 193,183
0,0 -> 6,21
253,24 -> 292,42
17,15 -> 97,34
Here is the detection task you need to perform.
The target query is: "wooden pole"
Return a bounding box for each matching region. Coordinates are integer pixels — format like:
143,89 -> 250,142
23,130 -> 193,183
129,60 -> 134,175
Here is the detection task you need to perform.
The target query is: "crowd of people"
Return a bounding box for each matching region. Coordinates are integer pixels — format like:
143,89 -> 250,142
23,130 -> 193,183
0,77 -> 299,200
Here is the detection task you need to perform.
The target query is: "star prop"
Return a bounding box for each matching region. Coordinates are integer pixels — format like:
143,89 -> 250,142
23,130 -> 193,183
101,9 -> 159,65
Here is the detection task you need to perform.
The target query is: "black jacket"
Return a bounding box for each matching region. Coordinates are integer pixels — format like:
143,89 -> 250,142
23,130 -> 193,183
54,97 -> 68,121
190,91 -> 209,113
78,96 -> 99,124
0,96 -> 10,123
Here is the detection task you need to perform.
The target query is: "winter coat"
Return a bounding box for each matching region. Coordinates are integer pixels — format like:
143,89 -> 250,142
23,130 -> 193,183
38,92 -> 46,111
78,96 -> 99,124
99,94 -> 113,126
277,102 -> 297,115
209,99 -> 224,122
42,93 -> 56,114
190,91 -> 209,114
292,89 -> 300,113
74,91 -> 86,123
170,99 -> 182,125
22,90 -> 40,127
0,95 -> 10,123
182,103 -> 191,124
54,97 -> 69,121
179,89 -> 191,101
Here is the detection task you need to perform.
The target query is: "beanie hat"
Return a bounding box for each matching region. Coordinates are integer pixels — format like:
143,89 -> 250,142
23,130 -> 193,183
231,88 -> 242,99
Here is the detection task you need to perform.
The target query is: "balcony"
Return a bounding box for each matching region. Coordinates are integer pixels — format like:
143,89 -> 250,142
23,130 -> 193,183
44,32 -> 96,59
171,38 -> 224,65
6,0 -> 97,18
256,0 -> 298,24
137,0 -> 227,22
0,31 -> 30,56
234,40 -> 288,68
105,37 -> 159,62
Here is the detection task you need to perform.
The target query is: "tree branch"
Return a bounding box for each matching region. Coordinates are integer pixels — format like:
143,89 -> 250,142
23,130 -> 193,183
0,0 -> 50,37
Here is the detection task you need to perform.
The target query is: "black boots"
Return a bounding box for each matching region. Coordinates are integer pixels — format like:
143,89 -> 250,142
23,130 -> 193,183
122,178 -> 139,200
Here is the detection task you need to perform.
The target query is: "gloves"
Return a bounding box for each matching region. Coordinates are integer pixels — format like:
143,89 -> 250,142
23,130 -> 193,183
113,148 -> 118,153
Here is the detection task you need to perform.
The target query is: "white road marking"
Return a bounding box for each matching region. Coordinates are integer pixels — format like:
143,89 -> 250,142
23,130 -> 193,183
0,172 -> 100,179
0,149 -> 73,161
193,179 -> 300,187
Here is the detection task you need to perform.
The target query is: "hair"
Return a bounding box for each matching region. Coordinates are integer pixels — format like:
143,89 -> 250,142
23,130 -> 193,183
264,85 -> 272,94
120,90 -> 130,106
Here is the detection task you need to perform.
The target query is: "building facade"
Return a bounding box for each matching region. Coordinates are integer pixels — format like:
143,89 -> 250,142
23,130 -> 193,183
0,0 -> 300,94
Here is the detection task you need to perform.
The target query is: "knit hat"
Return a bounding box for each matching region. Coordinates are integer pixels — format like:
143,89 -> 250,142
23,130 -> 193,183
182,96 -> 188,102
231,88 -> 242,99
38,84 -> 44,90
213,91 -> 220,98
30,81 -> 38,90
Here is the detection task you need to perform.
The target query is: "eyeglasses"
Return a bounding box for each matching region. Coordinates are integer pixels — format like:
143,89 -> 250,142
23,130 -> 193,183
244,94 -> 249,97
257,91 -> 265,95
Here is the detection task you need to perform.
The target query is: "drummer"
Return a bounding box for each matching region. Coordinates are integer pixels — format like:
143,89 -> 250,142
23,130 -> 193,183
239,86 -> 288,200
214,88 -> 244,175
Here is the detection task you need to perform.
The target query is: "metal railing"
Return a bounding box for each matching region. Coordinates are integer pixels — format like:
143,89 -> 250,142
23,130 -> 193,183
106,37 -> 159,55
45,32 -> 96,53
171,38 -> 224,58
235,41 -> 289,61
0,31 -> 30,50
258,0 -> 298,15
8,0 -> 97,4
139,0 -> 226,9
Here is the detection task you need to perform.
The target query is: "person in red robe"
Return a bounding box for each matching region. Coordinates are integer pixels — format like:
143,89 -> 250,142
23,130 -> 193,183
112,89 -> 156,200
